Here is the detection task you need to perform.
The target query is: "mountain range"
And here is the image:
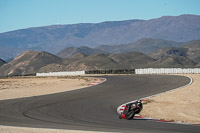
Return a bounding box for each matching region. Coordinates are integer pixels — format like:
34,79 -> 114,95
57,46 -> 108,58
1,14 -> 200,60
95,38 -> 184,54
56,38 -> 200,64
0,39 -> 199,77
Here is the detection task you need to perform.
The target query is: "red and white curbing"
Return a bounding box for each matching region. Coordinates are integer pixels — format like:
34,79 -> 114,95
89,78 -> 107,86
117,75 -> 200,126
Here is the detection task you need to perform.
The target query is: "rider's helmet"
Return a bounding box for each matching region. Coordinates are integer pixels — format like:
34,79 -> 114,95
135,100 -> 142,107
137,100 -> 142,104
137,100 -> 143,109
135,100 -> 140,104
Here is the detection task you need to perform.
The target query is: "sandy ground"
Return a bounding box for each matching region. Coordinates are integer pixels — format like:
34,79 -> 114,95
140,74 -> 200,124
0,126 -> 107,133
0,76 -> 97,100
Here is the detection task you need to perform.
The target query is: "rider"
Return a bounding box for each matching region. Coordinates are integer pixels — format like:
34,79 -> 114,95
119,100 -> 142,119
133,100 -> 143,114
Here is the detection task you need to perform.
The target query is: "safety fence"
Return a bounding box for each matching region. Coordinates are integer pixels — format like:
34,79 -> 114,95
36,68 -> 200,76
36,69 -> 135,76
135,68 -> 200,74
36,71 -> 85,76
85,69 -> 135,74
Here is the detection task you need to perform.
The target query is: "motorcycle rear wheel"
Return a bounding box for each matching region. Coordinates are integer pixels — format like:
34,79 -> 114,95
126,111 -> 135,120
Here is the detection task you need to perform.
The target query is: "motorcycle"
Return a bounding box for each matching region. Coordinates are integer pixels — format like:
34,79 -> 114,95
119,100 -> 143,120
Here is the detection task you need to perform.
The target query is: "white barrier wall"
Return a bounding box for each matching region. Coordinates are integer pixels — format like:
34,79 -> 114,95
36,71 -> 85,76
135,68 -> 200,74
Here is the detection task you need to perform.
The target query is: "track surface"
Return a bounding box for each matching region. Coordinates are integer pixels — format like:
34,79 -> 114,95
0,75 -> 199,133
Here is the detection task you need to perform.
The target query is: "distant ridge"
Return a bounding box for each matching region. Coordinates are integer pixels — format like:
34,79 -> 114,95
1,42 -> 200,77
151,56 -> 197,68
0,50 -> 63,76
1,14 -> 200,60
0,59 -> 6,66
149,40 -> 200,64
56,46 -> 108,58
95,38 -> 183,54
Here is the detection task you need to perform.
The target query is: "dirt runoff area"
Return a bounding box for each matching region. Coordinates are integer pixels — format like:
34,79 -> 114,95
0,76 -> 97,100
141,74 -> 200,124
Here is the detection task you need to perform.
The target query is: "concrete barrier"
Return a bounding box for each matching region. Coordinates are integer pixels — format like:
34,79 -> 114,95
36,71 -> 85,76
135,68 -> 200,74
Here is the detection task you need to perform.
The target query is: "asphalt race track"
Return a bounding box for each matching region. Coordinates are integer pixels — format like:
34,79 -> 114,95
0,75 -> 199,133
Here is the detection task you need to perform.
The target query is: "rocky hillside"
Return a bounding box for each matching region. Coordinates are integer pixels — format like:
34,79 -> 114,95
148,47 -> 188,59
66,52 -> 156,70
150,56 -> 197,68
0,48 -> 199,77
95,38 -> 183,54
65,53 -> 117,71
56,46 -> 108,58
0,59 -> 6,66
148,40 -> 200,65
108,52 -> 155,69
184,40 -> 200,64
1,14 -> 200,60
0,50 -> 64,76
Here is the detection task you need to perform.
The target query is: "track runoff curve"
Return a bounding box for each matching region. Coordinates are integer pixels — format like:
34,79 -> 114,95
0,75 -> 199,133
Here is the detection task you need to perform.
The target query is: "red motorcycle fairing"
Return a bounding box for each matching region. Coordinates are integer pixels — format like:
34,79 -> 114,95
120,105 -> 128,119
120,113 -> 126,119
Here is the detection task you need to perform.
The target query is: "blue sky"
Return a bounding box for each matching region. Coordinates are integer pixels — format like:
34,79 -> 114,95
0,0 -> 200,33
